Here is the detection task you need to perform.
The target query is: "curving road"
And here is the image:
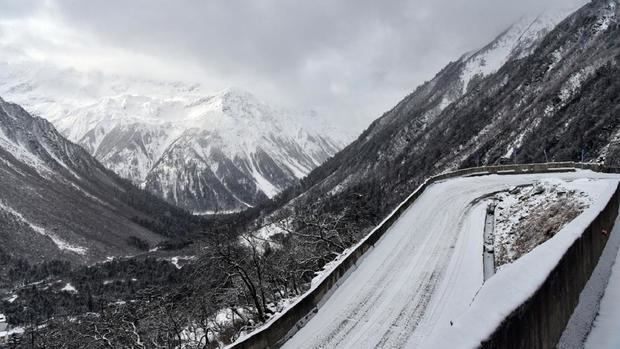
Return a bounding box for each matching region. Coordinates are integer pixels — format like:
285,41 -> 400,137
282,171 -> 619,349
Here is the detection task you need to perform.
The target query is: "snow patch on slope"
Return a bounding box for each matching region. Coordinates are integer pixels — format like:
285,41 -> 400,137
559,67 -> 595,103
492,179 -> 590,269
0,199 -> 88,255
60,283 -> 78,293
594,1 -> 617,33
460,5 -> 585,93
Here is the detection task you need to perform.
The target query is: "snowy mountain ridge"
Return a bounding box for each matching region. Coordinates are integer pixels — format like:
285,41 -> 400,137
0,96 -> 186,263
363,5 -> 583,156
0,64 -> 345,212
459,5 -> 586,94
290,0 -> 620,215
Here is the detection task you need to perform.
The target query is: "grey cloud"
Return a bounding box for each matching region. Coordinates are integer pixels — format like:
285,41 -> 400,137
0,0 -> 44,19
0,0 -> 588,131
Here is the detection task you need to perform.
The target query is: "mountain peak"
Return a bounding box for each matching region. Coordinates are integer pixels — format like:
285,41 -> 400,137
459,2 -> 586,93
0,65 -> 345,211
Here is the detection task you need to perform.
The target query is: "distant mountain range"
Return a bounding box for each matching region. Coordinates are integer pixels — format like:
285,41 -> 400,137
0,96 -> 200,265
0,67 -> 347,212
2,0 -> 618,269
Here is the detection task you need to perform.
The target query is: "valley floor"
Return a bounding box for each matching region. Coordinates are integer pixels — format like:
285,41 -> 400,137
281,171 -> 620,349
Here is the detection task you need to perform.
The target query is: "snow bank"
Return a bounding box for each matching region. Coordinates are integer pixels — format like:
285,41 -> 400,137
227,167 -> 618,349
0,326 -> 24,339
427,178 -> 619,349
492,179 -> 590,268
559,209 -> 620,348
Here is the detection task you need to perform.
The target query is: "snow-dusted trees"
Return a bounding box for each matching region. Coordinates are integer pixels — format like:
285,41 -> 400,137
207,237 -> 271,323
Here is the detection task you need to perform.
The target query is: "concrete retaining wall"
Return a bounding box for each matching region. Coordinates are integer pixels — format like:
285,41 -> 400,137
480,181 -> 620,348
229,162 -> 618,349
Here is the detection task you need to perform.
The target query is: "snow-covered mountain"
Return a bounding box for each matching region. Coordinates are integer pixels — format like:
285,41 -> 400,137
273,0 -> 620,222
0,65 -> 345,212
459,9 -> 581,89
369,5 -> 584,141
0,96 -> 197,264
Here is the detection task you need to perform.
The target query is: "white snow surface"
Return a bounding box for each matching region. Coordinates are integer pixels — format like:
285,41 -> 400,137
585,230 -> 620,348
594,0 -> 617,33
558,66 -> 596,108
559,208 -> 620,347
0,326 -> 24,339
277,171 -> 619,349
0,109 -> 53,178
168,256 -> 195,270
4,295 -> 17,303
429,173 -> 619,349
492,179 -> 590,268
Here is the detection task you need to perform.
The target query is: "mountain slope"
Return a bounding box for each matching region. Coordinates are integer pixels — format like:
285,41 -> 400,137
65,89 -> 342,213
0,96 -> 200,266
278,0 -> 618,227
0,68 -> 344,213
364,5 -> 584,144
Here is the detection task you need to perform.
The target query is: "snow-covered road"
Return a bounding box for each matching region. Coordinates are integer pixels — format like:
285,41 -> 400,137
283,171 -> 620,349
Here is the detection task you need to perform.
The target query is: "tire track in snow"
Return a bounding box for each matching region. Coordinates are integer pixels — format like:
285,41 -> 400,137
374,199 -> 482,348
285,185 -> 481,349
283,173 -> 605,349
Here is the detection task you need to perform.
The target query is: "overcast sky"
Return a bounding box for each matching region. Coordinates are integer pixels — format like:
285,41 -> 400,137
0,0 -> 586,131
